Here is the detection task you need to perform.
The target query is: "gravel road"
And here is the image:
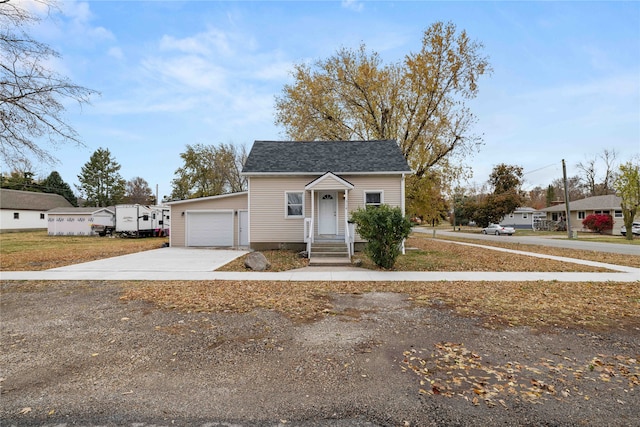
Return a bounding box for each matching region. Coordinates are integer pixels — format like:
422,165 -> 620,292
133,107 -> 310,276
1,280 -> 639,426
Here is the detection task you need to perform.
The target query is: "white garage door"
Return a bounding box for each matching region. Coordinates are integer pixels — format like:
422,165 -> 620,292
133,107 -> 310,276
186,211 -> 234,247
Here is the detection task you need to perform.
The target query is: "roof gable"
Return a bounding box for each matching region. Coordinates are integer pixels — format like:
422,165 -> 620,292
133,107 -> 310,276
0,189 -> 74,211
305,172 -> 354,190
242,140 -> 412,174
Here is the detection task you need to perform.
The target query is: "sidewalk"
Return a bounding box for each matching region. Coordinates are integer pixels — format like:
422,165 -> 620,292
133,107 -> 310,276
1,242 -> 638,282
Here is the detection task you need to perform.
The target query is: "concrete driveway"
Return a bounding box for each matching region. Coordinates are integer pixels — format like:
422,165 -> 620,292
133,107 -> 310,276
49,247 -> 248,273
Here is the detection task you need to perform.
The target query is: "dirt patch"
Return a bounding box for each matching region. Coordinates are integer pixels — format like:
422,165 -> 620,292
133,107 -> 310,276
1,281 -> 638,426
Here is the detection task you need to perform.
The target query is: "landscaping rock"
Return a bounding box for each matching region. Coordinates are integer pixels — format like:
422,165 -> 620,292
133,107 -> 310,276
244,251 -> 271,271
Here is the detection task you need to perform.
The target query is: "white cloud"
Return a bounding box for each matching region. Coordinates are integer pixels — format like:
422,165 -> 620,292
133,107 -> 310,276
342,0 -> 364,12
159,28 -> 240,56
141,55 -> 228,92
107,46 -> 124,60
252,60 -> 294,81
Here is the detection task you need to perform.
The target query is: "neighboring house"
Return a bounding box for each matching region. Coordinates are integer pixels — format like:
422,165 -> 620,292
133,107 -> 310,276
46,207 -> 115,236
500,207 -> 546,230
541,194 -> 631,235
167,140 -> 412,263
0,188 -> 73,232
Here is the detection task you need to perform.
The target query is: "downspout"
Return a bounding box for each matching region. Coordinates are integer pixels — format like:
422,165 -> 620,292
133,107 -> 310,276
311,189 -> 315,243
246,178 -> 251,247
401,173 -> 406,255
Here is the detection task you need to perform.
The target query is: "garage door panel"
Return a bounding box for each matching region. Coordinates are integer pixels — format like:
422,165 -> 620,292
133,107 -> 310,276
187,211 -> 233,247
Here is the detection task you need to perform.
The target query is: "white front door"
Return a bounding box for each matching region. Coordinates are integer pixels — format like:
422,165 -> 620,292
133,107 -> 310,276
318,191 -> 337,235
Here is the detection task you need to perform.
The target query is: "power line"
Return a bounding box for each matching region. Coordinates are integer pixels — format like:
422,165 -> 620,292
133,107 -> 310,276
523,163 -> 558,176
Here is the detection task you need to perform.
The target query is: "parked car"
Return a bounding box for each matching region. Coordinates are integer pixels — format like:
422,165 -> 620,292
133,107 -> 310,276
620,222 -> 640,236
482,224 -> 515,236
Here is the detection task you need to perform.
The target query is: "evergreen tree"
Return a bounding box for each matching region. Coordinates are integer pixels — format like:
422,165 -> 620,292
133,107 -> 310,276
42,171 -> 78,206
0,170 -> 37,191
77,148 -> 125,207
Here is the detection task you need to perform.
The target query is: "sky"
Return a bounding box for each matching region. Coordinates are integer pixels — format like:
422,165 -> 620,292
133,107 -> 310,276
7,0 -> 640,201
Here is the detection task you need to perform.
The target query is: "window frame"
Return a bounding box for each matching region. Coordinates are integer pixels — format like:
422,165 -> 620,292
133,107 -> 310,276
577,211 -> 586,220
364,190 -> 384,208
285,191 -> 305,219
13,212 -> 19,220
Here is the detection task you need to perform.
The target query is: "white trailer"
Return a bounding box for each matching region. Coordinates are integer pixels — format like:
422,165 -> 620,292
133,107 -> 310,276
47,207 -> 115,236
115,204 -> 170,237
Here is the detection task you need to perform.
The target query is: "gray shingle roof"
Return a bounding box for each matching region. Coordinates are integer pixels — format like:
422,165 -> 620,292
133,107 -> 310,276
47,207 -> 114,215
242,140 -> 412,174
0,189 -> 73,211
542,194 -> 622,212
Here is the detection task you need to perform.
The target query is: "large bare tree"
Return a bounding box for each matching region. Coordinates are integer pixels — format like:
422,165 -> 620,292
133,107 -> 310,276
576,149 -> 618,196
0,0 -> 97,166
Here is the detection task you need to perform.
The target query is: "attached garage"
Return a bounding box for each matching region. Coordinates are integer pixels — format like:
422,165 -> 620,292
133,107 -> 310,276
186,210 -> 234,247
167,192 -> 248,248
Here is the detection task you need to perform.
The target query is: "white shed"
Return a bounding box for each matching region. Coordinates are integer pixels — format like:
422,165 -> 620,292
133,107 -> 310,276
47,207 -> 115,236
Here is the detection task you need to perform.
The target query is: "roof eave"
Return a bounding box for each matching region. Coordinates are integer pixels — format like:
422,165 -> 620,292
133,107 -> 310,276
242,170 -> 412,176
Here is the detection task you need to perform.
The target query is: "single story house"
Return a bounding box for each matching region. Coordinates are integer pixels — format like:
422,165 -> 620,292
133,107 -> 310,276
167,140 -> 412,263
0,188 -> 73,232
500,207 -> 546,230
541,194 -> 630,235
47,207 -> 115,236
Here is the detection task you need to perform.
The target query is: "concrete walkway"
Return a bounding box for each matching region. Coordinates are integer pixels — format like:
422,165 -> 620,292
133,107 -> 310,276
1,242 -> 638,282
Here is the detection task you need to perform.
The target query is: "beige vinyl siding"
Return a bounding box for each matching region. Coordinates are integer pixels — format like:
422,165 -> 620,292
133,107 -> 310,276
169,193 -> 247,247
249,174 -> 404,245
249,176 -> 311,243
345,175 -> 403,243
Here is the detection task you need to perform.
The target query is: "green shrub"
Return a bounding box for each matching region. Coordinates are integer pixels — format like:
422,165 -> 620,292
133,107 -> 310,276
350,204 -> 412,269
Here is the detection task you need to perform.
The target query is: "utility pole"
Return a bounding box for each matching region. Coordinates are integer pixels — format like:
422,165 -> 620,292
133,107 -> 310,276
562,159 -> 572,239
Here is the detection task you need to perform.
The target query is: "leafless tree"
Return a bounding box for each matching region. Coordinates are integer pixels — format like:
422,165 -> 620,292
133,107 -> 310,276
125,176 -> 155,205
0,0 -> 98,167
576,149 -> 618,196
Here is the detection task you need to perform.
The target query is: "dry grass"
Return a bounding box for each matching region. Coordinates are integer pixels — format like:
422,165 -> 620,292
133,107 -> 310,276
0,231 -> 168,271
377,236 -> 612,272
219,236 -> 616,272
120,280 -> 640,331
435,235 -> 640,268
217,250 -> 309,272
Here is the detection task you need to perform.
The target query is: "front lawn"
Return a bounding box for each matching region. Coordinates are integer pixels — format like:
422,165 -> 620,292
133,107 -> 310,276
0,231 -> 168,271
220,234 -> 629,272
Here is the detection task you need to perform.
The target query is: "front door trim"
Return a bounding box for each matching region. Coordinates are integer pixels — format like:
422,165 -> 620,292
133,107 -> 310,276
318,191 -> 337,235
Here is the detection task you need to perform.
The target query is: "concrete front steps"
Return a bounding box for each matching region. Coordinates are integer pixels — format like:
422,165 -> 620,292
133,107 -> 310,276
309,241 -> 351,266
